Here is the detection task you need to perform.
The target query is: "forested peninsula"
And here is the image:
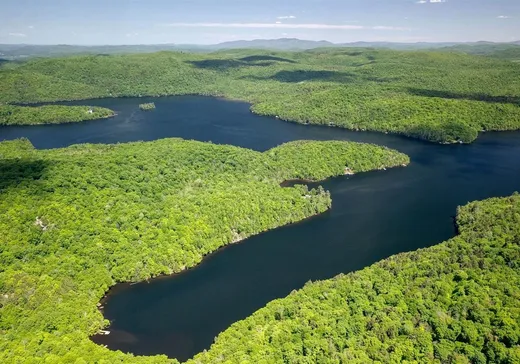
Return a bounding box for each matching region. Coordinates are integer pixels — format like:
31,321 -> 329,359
1,47 -> 519,364
0,105 -> 115,126
1,48 -> 519,143
0,138 -> 408,363
191,194 -> 520,364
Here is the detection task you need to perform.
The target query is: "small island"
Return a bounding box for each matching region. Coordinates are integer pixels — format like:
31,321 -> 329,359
139,102 -> 156,111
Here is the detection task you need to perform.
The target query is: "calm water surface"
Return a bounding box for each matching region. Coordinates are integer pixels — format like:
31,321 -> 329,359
2,96 -> 520,362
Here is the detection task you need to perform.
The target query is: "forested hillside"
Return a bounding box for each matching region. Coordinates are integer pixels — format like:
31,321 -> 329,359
440,43 -> 520,62
1,47 -> 519,364
0,105 -> 114,125
1,48 -> 519,143
191,194 -> 520,364
0,138 -> 408,363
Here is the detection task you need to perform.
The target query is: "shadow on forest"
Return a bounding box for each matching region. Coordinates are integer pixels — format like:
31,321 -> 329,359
187,59 -> 270,70
407,88 -> 520,106
0,159 -> 50,191
187,55 -> 297,70
242,70 -> 398,84
243,70 -> 358,83
238,55 -> 297,63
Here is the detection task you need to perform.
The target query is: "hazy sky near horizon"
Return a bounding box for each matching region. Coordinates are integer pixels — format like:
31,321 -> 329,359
1,0 -> 519,45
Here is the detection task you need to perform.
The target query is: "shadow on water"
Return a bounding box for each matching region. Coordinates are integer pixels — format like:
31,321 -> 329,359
1,96 -> 520,361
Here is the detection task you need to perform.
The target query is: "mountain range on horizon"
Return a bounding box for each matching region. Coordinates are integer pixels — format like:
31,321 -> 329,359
210,38 -> 520,50
1,38 -> 520,60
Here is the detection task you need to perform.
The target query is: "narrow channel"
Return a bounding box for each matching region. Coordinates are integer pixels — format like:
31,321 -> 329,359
2,96 -> 520,362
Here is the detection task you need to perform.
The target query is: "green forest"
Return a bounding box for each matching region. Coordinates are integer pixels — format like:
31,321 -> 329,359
1,48 -> 519,142
441,43 -> 520,62
139,102 -> 156,111
0,138 -> 408,363
0,105 -> 114,126
191,194 -> 520,364
1,47 -> 519,363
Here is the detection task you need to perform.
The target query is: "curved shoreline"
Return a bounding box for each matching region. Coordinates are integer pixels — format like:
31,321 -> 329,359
92,204 -> 330,313
189,194 -> 520,363
4,92 -> 515,144
2,95 -> 520,364
91,163 -> 409,341
0,104 -> 116,126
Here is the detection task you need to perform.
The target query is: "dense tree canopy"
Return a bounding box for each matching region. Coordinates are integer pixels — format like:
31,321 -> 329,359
191,194 -> 520,364
1,47 -> 519,364
0,138 -> 408,363
0,48 -> 519,142
139,102 -> 156,111
0,105 -> 114,125
440,43 -> 520,62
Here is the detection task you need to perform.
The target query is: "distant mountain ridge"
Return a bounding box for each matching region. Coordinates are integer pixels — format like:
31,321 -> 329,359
187,38 -> 520,51
206,38 -> 336,50
1,38 -> 519,59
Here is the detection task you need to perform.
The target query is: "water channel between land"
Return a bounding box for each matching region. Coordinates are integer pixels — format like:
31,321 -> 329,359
2,96 -> 520,361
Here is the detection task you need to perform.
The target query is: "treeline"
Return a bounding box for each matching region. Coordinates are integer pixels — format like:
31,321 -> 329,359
0,49 -> 519,142
0,105 -> 114,125
268,140 -> 408,181
0,138 -> 407,363
191,194 -> 520,364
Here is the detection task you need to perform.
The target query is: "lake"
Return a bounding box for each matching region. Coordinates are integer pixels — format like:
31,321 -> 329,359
2,96 -> 520,362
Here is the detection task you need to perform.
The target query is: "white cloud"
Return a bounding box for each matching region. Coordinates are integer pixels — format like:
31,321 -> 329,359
416,0 -> 446,3
126,32 -> 139,37
497,15 -> 511,19
8,32 -> 27,37
372,26 -> 406,30
161,23 -> 410,31
277,15 -> 296,20
28,25 -> 34,29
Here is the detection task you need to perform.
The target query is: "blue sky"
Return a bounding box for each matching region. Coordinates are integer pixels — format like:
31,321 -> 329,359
1,0 -> 519,45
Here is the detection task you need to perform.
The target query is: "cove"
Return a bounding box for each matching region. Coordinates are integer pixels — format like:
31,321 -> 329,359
1,96 -> 520,362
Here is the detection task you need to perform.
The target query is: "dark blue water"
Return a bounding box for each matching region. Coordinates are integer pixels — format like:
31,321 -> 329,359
2,96 -> 428,151
2,96 -> 520,362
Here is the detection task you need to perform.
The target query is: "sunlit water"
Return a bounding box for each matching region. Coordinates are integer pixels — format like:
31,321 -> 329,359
2,96 -> 520,361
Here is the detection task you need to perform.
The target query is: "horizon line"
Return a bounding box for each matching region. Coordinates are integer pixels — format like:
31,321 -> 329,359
1,38 -> 519,47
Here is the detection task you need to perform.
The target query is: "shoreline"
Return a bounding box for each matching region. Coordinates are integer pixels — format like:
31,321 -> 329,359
0,109 -> 117,127
5,94 -> 513,144
90,162 -> 409,338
